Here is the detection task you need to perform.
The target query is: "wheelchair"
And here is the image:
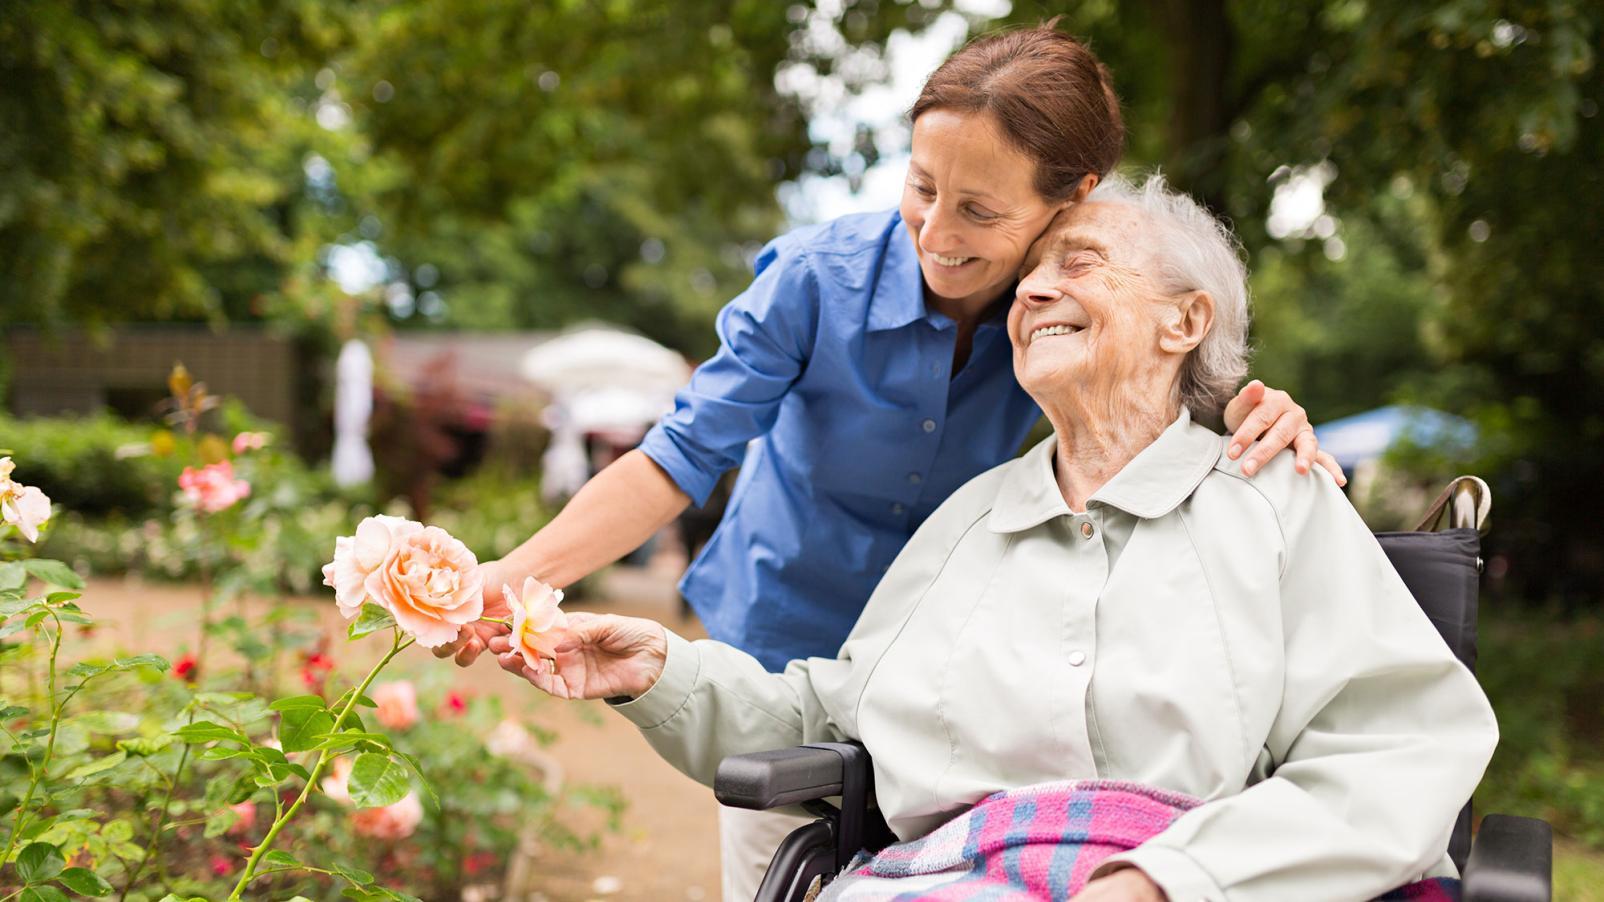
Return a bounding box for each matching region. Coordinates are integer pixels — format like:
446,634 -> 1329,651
714,477 -> 1554,901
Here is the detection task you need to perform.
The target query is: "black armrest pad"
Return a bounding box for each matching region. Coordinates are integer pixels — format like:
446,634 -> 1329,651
715,744 -> 858,810
1463,814 -> 1552,902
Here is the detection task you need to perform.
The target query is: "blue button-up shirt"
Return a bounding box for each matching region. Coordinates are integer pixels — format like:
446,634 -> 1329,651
639,209 -> 1043,671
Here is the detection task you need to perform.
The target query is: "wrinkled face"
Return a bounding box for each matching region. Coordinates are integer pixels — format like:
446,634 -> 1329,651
900,110 -> 1059,309
1007,202 -> 1174,399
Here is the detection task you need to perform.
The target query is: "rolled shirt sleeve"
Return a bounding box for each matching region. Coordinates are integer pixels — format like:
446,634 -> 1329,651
638,239 -> 820,507
1095,468 -> 1500,900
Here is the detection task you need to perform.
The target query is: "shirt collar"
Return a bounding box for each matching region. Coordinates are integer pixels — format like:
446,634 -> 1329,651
986,407 -> 1224,533
870,215 -> 1017,334
868,212 -> 928,332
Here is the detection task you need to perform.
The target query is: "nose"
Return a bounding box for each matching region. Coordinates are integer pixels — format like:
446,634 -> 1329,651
919,203 -> 960,255
1015,271 -> 1062,307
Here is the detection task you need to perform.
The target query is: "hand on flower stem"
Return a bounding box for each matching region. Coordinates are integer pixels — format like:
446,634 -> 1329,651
488,612 -> 667,701
431,557 -> 519,666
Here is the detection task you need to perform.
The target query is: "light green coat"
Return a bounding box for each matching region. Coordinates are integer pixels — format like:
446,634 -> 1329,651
613,410 -> 1498,901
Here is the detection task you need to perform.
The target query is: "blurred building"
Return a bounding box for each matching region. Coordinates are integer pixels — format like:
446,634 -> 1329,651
3,326 -> 305,432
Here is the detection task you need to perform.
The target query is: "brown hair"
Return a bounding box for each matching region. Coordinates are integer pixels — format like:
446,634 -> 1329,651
910,22 -> 1124,203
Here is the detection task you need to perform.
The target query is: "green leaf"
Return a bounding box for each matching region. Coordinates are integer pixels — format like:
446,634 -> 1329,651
347,603 -> 395,640
331,688 -> 379,710
200,747 -> 251,761
54,867 -> 114,896
0,562 -> 26,592
172,721 -> 249,746
22,560 -> 83,590
25,609 -> 48,629
45,593 -> 81,605
268,694 -> 328,712
113,653 -> 169,672
346,752 -> 409,808
65,750 -> 126,781
0,704 -> 29,719
278,707 -> 335,753
389,748 -> 439,809
17,841 -> 65,884
116,734 -> 174,756
99,820 -> 133,842
66,662 -> 107,679
333,862 -> 376,886
20,887 -> 70,902
262,850 -> 300,869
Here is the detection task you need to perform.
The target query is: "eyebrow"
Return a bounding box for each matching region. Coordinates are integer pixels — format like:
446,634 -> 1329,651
1048,231 -> 1111,258
906,162 -> 1008,205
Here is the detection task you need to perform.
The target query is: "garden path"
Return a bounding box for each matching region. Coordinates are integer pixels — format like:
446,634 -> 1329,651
73,566 -> 721,901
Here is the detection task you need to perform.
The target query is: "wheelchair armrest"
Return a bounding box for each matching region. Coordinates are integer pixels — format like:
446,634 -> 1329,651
1462,814 -> 1552,902
715,742 -> 869,810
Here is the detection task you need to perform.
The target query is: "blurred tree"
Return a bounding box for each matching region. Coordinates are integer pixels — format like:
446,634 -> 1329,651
340,0 -> 946,355
0,0 -> 359,330
1003,0 -> 1603,601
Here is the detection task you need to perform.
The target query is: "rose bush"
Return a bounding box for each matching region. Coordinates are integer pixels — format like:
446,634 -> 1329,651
0,446 -> 615,900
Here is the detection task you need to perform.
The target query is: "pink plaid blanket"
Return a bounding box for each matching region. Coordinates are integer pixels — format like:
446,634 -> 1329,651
819,780 -> 1459,900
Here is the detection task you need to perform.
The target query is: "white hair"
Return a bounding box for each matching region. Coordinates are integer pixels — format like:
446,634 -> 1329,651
1085,172 -> 1251,422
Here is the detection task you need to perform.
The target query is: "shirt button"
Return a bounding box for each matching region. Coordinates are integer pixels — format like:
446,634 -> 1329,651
891,502 -> 906,515
930,363 -> 943,377
1068,651 -> 1087,667
1080,521 -> 1095,539
921,418 -> 937,433
907,472 -> 923,485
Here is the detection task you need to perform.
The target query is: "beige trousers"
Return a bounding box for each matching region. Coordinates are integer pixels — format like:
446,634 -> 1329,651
718,803 -> 814,901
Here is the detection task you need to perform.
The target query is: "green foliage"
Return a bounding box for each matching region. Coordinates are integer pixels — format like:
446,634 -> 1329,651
1477,609 -> 1604,845
0,0 -> 356,329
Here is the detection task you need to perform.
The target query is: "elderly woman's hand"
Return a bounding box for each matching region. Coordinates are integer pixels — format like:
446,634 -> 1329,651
1222,379 -> 1346,485
488,611 -> 668,701
1069,867 -> 1168,901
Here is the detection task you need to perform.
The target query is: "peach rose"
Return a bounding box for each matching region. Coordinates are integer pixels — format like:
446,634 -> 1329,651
507,576 -> 568,672
0,457 -> 52,543
371,680 -> 419,731
351,792 -> 423,840
178,460 -> 250,514
323,517 -> 483,648
320,754 -> 355,805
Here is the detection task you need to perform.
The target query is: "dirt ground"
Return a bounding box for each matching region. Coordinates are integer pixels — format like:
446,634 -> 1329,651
64,565 -> 723,901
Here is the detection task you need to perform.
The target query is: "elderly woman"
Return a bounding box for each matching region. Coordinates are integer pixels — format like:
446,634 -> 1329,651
495,175 -> 1498,900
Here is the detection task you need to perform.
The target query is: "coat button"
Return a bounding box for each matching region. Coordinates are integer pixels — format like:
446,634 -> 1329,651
891,503 -> 905,515
1080,521 -> 1095,539
1068,651 -> 1087,667
907,472 -> 922,485
921,418 -> 937,433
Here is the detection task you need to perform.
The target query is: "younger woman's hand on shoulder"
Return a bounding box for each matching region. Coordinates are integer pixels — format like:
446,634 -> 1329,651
1222,379 -> 1345,485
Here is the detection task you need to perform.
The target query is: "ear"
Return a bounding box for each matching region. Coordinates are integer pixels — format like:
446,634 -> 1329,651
1070,173 -> 1100,203
1158,290 -> 1214,355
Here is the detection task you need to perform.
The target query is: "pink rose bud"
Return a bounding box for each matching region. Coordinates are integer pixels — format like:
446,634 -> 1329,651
231,431 -> 270,454
178,461 -> 251,514
371,681 -> 419,731
350,792 -> 423,841
0,457 -> 52,543
227,801 -> 257,837
507,576 -> 568,673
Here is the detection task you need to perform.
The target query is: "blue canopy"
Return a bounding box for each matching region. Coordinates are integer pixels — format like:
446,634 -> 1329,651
1312,405 -> 1478,473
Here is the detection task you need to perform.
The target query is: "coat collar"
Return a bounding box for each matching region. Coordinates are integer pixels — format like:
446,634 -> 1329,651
986,408 -> 1225,533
